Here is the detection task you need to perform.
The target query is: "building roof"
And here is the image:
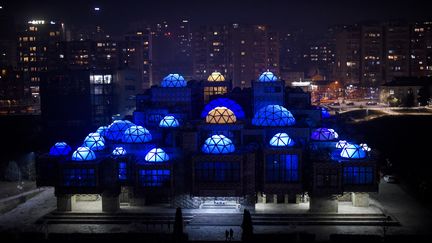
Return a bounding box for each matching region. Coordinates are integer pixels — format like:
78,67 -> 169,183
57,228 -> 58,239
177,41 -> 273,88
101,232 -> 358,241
311,128 -> 339,141
207,72 -> 225,82
145,148 -> 169,162
49,142 -> 72,156
122,125 -> 152,143
206,106 -> 237,124
161,74 -> 187,87
71,147 -> 96,161
258,71 -> 278,82
269,133 -> 294,147
340,144 -> 367,159
202,135 -> 235,154
201,98 -> 245,119
252,105 -> 296,126
159,115 -> 180,128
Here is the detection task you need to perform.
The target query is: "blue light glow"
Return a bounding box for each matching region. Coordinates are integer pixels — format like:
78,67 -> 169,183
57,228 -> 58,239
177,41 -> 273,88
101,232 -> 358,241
159,115 -> 180,128
206,107 -> 236,124
112,147 -> 127,156
336,140 -> 348,149
161,73 -> 187,87
122,125 -> 152,143
201,98 -> 245,119
321,107 -> 331,119
105,120 -> 135,141
82,133 -> 105,151
252,105 -> 295,126
311,128 -> 339,141
258,71 -> 278,82
71,147 -> 96,161
269,133 -> 294,147
202,135 -> 235,154
96,126 -> 108,136
340,144 -> 367,159
49,142 -> 72,156
145,148 -> 169,162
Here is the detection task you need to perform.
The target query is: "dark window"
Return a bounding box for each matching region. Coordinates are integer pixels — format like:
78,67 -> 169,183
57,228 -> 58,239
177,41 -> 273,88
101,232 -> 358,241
343,166 -> 374,184
118,162 -> 127,180
63,168 -> 96,187
316,168 -> 339,188
265,154 -> 299,183
195,161 -> 240,182
139,169 -> 170,187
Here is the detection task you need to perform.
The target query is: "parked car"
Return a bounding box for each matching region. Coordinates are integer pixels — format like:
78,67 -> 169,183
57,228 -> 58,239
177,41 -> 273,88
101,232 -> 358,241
366,101 -> 378,105
383,175 -> 398,183
331,102 -> 340,106
346,102 -> 355,106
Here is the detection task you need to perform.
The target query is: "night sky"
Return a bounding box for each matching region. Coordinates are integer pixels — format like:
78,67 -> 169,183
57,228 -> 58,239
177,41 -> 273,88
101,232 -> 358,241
1,0 -> 431,33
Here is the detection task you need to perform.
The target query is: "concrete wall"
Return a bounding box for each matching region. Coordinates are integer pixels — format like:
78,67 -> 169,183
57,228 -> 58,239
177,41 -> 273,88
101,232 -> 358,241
352,192 -> 369,207
309,195 -> 338,213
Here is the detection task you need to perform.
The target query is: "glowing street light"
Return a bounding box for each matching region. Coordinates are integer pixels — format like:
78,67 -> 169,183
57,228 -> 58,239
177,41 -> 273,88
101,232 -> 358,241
94,7 -> 100,11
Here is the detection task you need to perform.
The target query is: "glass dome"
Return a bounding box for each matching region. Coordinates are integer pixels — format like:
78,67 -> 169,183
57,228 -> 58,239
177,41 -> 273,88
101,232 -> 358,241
360,143 -> 371,152
340,144 -> 366,159
71,147 -> 96,161
159,115 -> 180,128
49,142 -> 72,156
112,147 -> 127,156
269,133 -> 294,147
96,126 -> 108,137
201,98 -> 245,119
336,140 -> 348,149
122,125 -> 152,143
207,72 -> 225,82
105,120 -> 135,141
206,106 -> 237,124
258,71 -> 278,82
82,133 -> 105,151
161,73 -> 187,87
311,128 -> 339,141
252,105 -> 296,126
145,148 -> 169,162
202,135 -> 235,154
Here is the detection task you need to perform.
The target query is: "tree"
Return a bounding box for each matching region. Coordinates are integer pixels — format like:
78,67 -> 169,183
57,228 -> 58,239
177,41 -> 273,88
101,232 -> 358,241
173,207 -> 185,242
241,209 -> 253,242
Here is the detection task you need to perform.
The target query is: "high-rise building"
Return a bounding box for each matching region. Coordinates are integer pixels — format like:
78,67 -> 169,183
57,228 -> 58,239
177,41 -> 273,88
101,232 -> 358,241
383,21 -> 410,83
334,25 -> 361,85
192,24 -> 280,88
123,30 -> 152,89
360,24 -> 384,87
17,20 -> 66,109
409,21 -> 432,77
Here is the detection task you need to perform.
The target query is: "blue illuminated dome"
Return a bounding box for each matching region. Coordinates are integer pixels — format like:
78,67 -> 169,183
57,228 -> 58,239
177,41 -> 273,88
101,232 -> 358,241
252,105 -> 295,126
71,147 -> 96,161
336,140 -> 348,149
49,142 -> 72,156
311,128 -> 339,141
161,73 -> 187,87
201,98 -> 245,119
145,148 -> 169,162
258,71 -> 278,82
112,147 -> 127,156
269,133 -> 294,147
96,126 -> 108,136
122,126 -> 152,143
206,107 -> 237,124
202,135 -> 235,154
82,133 -> 105,151
105,120 -> 135,141
340,144 -> 366,159
159,115 -> 180,128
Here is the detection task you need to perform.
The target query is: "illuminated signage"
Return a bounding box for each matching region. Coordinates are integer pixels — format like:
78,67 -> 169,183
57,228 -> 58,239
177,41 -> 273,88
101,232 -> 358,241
28,20 -> 45,25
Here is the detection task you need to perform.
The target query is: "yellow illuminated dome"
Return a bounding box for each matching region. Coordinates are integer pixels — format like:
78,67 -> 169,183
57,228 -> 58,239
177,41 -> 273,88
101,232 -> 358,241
207,72 -> 225,82
206,106 -> 236,124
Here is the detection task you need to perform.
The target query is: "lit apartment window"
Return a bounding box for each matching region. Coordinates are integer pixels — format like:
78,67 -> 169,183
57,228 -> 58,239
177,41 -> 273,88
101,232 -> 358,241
49,32 -> 55,36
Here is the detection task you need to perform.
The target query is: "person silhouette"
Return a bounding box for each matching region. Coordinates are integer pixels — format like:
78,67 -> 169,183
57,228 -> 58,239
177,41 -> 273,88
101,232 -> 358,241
225,229 -> 229,241
229,228 -> 234,240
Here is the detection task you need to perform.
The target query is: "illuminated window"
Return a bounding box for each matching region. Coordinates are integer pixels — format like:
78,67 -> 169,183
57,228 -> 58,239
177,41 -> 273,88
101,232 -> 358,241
343,167 -> 373,184
63,168 -> 96,187
118,162 -> 127,180
265,154 -> 299,182
139,169 -> 170,187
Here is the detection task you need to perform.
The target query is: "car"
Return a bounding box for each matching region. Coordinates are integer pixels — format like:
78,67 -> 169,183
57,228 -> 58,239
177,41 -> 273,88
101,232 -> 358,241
346,102 -> 355,106
366,101 -> 378,105
331,102 -> 340,106
383,175 -> 398,183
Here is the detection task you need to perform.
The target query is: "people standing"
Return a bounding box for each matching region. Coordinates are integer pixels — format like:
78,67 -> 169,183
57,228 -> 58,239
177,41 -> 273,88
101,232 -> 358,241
229,228 -> 234,240
225,229 -> 229,241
